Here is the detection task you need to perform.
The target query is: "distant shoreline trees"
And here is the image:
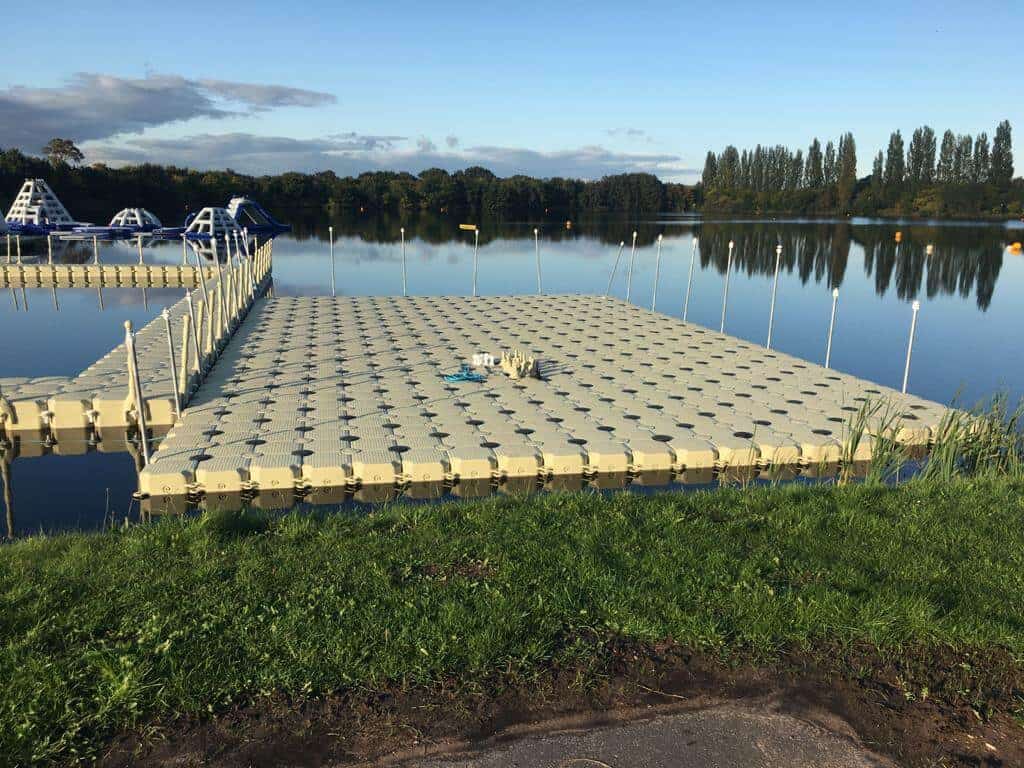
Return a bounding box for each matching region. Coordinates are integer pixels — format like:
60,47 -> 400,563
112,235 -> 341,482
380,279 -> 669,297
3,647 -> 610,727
0,122 -> 1020,222
701,120 -> 1020,218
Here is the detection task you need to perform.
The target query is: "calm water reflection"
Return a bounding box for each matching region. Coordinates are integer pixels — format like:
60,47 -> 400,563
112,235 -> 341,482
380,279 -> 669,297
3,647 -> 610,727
2,214 -> 1022,534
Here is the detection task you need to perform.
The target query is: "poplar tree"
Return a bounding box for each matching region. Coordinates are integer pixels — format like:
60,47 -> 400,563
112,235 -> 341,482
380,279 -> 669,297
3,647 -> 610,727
871,150 -> 884,191
837,132 -> 857,205
701,151 -> 718,189
884,130 -> 905,188
787,149 -> 804,190
717,146 -> 740,189
824,140 -> 837,186
952,134 -> 973,183
804,139 -> 824,188
937,130 -> 955,183
920,126 -> 936,184
907,127 -> 925,186
990,119 -> 1013,186
971,133 -> 990,183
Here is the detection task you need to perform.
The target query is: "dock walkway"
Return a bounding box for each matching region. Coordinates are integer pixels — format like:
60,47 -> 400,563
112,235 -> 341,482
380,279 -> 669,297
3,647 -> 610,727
139,294 -> 949,505
0,243 -> 273,445
1,262 -> 219,289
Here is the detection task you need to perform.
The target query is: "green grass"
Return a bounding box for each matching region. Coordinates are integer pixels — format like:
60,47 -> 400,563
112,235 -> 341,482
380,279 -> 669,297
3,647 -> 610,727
2,479 -> 1024,765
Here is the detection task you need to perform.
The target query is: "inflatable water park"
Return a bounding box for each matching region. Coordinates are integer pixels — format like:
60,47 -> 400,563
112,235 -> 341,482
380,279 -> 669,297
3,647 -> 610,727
2,179 -> 290,242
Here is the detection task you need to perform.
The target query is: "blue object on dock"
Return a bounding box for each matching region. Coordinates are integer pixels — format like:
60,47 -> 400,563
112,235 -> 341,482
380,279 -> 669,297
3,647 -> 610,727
443,364 -> 486,383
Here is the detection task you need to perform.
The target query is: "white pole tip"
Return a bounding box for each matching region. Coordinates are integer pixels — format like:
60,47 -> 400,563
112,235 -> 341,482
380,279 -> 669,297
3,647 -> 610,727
775,245 -> 782,253
912,300 -> 921,310
728,240 -> 734,248
832,288 -> 839,298
657,233 -> 663,241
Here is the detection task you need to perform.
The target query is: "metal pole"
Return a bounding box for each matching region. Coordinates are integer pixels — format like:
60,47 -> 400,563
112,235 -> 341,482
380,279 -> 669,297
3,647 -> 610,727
5,233 -> 10,263
124,321 -> 151,463
137,236 -> 144,264
329,225 -> 336,297
534,227 -> 542,294
51,286 -> 59,311
683,236 -> 697,322
92,235 -> 99,264
625,231 -> 637,302
651,234 -> 663,311
720,240 -> 734,333
97,285 -> 104,311
902,300 -> 920,394
191,238 -> 211,313
181,234 -> 188,264
213,239 -> 227,334
825,287 -> 839,369
400,227 -> 407,297
766,244 -> 782,349
185,291 -> 202,373
47,234 -> 53,264
605,241 -> 625,296
472,229 -> 479,297
161,309 -> 181,421
15,235 -> 21,263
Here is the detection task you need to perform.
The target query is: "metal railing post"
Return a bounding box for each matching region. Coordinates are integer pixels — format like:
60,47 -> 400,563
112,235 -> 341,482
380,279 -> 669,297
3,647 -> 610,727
825,288 -> 839,369
534,227 -> 542,294
401,226 -> 408,297
329,225 -> 336,297
766,244 -> 782,349
720,240 -> 734,333
902,300 -> 920,393
625,231 -> 637,302
651,234 -> 663,311
605,241 -> 625,296
683,236 -> 697,322
124,321 -> 151,463
472,229 -> 479,297
161,309 -> 181,421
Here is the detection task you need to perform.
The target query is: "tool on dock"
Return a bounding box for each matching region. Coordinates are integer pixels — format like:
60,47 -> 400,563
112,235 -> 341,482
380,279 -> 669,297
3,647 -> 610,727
443,364 -> 487,383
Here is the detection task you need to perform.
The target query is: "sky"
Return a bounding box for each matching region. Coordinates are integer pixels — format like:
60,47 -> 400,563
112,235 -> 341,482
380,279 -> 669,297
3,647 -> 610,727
0,0 -> 1019,183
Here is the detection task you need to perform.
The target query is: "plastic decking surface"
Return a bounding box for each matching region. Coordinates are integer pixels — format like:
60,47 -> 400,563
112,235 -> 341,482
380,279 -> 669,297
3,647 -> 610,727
138,294 -> 949,503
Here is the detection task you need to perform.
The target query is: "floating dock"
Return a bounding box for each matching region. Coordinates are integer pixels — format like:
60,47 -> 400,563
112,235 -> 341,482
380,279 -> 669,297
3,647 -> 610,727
1,262 -> 219,289
0,243 -> 273,445
138,294 -> 949,507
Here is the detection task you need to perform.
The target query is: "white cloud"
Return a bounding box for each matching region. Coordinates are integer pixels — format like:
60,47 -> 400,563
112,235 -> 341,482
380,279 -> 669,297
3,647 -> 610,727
0,73 -> 335,150
86,132 -> 698,181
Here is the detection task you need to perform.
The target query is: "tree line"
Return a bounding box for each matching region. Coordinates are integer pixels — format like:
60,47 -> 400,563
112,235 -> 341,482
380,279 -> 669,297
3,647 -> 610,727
701,120 -> 1021,217
0,146 -> 682,224
1,121 -> 1020,223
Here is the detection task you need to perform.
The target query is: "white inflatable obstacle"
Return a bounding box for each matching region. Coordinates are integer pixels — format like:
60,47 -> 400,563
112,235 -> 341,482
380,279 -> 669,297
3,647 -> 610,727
109,208 -> 162,231
5,179 -> 76,227
185,207 -> 243,240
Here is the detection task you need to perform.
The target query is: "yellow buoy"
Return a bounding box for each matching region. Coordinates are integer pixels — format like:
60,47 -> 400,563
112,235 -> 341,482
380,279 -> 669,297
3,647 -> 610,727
895,231 -> 903,243
1009,242 -> 1022,255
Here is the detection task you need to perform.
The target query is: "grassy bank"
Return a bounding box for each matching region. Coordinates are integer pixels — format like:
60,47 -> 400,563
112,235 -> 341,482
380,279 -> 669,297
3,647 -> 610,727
2,479 -> 1024,764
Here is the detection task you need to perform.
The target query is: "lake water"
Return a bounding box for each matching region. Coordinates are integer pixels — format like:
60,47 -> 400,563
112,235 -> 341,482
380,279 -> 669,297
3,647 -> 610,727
2,213 -> 1022,535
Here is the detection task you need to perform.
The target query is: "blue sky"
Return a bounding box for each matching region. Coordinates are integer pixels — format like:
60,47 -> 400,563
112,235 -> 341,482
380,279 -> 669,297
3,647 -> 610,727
0,0 -> 1019,181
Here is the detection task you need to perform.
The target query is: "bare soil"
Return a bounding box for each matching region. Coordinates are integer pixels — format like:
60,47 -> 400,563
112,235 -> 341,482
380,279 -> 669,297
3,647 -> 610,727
100,638 -> 1024,768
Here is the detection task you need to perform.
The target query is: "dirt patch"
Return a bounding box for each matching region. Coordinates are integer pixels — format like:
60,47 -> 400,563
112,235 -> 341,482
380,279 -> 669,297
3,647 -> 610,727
100,638 -> 1024,768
